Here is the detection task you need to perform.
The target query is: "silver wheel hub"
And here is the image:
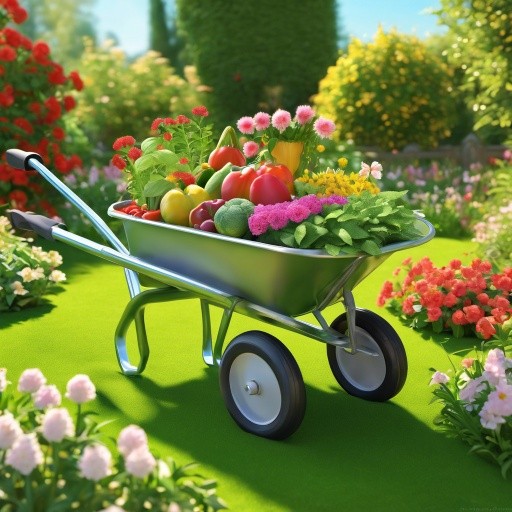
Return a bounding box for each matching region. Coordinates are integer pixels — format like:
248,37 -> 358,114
336,327 -> 386,391
229,353 -> 281,425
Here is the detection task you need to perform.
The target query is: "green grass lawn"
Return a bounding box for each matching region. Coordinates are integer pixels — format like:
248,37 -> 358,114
2,235 -> 511,511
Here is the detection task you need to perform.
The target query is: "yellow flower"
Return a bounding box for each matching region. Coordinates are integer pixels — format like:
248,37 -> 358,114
337,157 -> 348,168
316,145 -> 325,153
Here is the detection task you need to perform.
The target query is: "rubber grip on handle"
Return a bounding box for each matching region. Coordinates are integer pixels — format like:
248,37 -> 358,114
8,210 -> 64,240
6,149 -> 43,171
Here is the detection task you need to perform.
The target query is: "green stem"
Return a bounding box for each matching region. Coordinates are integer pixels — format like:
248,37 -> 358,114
25,475 -> 33,510
76,404 -> 82,436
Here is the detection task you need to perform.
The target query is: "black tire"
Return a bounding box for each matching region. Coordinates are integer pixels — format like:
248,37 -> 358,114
327,309 -> 407,401
219,330 -> 306,440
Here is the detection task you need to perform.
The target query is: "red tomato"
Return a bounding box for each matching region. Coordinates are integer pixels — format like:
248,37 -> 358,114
256,162 -> 294,194
141,209 -> 162,222
208,146 -> 246,171
221,166 -> 257,200
249,174 -> 292,205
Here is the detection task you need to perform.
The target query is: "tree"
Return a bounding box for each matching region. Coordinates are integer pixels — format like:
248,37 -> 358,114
149,0 -> 172,59
434,0 -> 511,144
16,0 -> 97,66
176,0 -> 339,130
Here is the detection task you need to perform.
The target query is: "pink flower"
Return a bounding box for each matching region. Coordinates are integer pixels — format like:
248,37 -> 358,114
482,382 -> 512,417
287,203 -> 311,223
237,116 -> 255,135
267,209 -> 289,230
66,374 -> 96,404
125,446 -> 157,478
248,214 -> 270,236
479,407 -> 506,430
271,109 -> 292,132
253,112 -> 271,131
295,105 -> 315,124
0,412 -> 22,449
483,348 -> 506,385
18,368 -> 46,393
78,444 -> 112,481
313,117 -> 335,138
461,357 -> 475,369
359,161 -> 383,180
429,371 -> 450,385
6,433 -> 43,475
99,507 -> 127,512
33,384 -> 62,409
117,425 -> 148,457
243,141 -> 260,158
42,408 -> 75,442
459,375 -> 486,405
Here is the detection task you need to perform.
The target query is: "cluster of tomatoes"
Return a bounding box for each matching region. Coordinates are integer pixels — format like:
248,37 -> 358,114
117,201 -> 162,221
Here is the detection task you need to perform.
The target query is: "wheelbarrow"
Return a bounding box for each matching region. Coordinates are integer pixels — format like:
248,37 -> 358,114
6,149 -> 435,440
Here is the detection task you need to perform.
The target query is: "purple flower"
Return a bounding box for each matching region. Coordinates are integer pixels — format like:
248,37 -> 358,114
267,209 -> 289,230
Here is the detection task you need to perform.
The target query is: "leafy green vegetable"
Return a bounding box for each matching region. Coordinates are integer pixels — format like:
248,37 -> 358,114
258,191 -> 424,255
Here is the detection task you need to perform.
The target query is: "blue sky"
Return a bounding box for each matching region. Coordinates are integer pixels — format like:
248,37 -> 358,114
93,0 -> 445,56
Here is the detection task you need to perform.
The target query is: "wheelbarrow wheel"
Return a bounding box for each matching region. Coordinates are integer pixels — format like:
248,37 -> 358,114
219,330 -> 306,440
327,308 -> 407,401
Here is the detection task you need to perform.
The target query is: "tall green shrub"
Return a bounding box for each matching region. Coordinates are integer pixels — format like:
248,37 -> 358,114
314,28 -> 456,150
176,0 -> 338,129
434,0 -> 511,144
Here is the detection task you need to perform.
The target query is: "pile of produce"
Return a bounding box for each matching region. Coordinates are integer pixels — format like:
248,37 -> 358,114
111,106 -> 424,256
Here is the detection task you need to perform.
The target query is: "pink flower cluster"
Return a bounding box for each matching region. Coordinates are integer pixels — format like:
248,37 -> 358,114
237,105 -> 336,159
379,257 -> 512,340
1,368 -> 156,480
248,194 -> 348,236
432,349 -> 512,431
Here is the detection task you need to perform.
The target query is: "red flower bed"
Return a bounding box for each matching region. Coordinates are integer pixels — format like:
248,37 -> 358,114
378,256 -> 512,339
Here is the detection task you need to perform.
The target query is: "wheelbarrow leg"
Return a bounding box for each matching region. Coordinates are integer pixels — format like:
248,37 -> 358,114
115,287 -> 195,375
200,298 -> 239,366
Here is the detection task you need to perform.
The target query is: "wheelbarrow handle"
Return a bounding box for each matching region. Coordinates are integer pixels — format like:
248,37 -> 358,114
6,149 -> 43,171
8,209 -> 64,240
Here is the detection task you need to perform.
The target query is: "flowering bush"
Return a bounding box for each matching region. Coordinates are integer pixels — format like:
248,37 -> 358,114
0,216 -> 66,311
236,105 -> 335,174
111,107 -> 214,206
314,27 -> 456,150
69,39 -> 204,150
378,257 -> 512,339
430,341 -> 512,477
472,152 -> 512,267
0,0 -> 84,216
0,368 -> 226,511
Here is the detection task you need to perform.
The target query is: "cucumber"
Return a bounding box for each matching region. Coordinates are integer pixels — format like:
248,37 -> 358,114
204,163 -> 233,199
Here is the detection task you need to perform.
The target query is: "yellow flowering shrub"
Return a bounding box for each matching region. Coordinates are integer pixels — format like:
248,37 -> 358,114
313,28 -> 456,150
295,169 -> 380,198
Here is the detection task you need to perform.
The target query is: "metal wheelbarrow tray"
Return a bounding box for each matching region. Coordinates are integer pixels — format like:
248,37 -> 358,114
6,149 -> 435,440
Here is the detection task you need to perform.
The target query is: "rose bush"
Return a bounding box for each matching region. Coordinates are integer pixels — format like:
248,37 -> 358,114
0,0 -> 84,216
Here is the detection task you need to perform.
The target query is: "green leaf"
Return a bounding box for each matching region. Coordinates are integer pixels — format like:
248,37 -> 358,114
140,137 -> 160,153
134,150 -> 179,173
324,244 -> 341,255
360,239 -> 381,255
143,178 -> 175,198
294,223 -> 307,245
336,227 -> 353,245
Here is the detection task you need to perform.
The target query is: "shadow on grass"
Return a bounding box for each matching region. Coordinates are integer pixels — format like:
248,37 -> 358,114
116,368 -> 499,512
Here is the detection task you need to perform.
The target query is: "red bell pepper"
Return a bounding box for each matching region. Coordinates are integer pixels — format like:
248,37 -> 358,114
221,166 -> 257,201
